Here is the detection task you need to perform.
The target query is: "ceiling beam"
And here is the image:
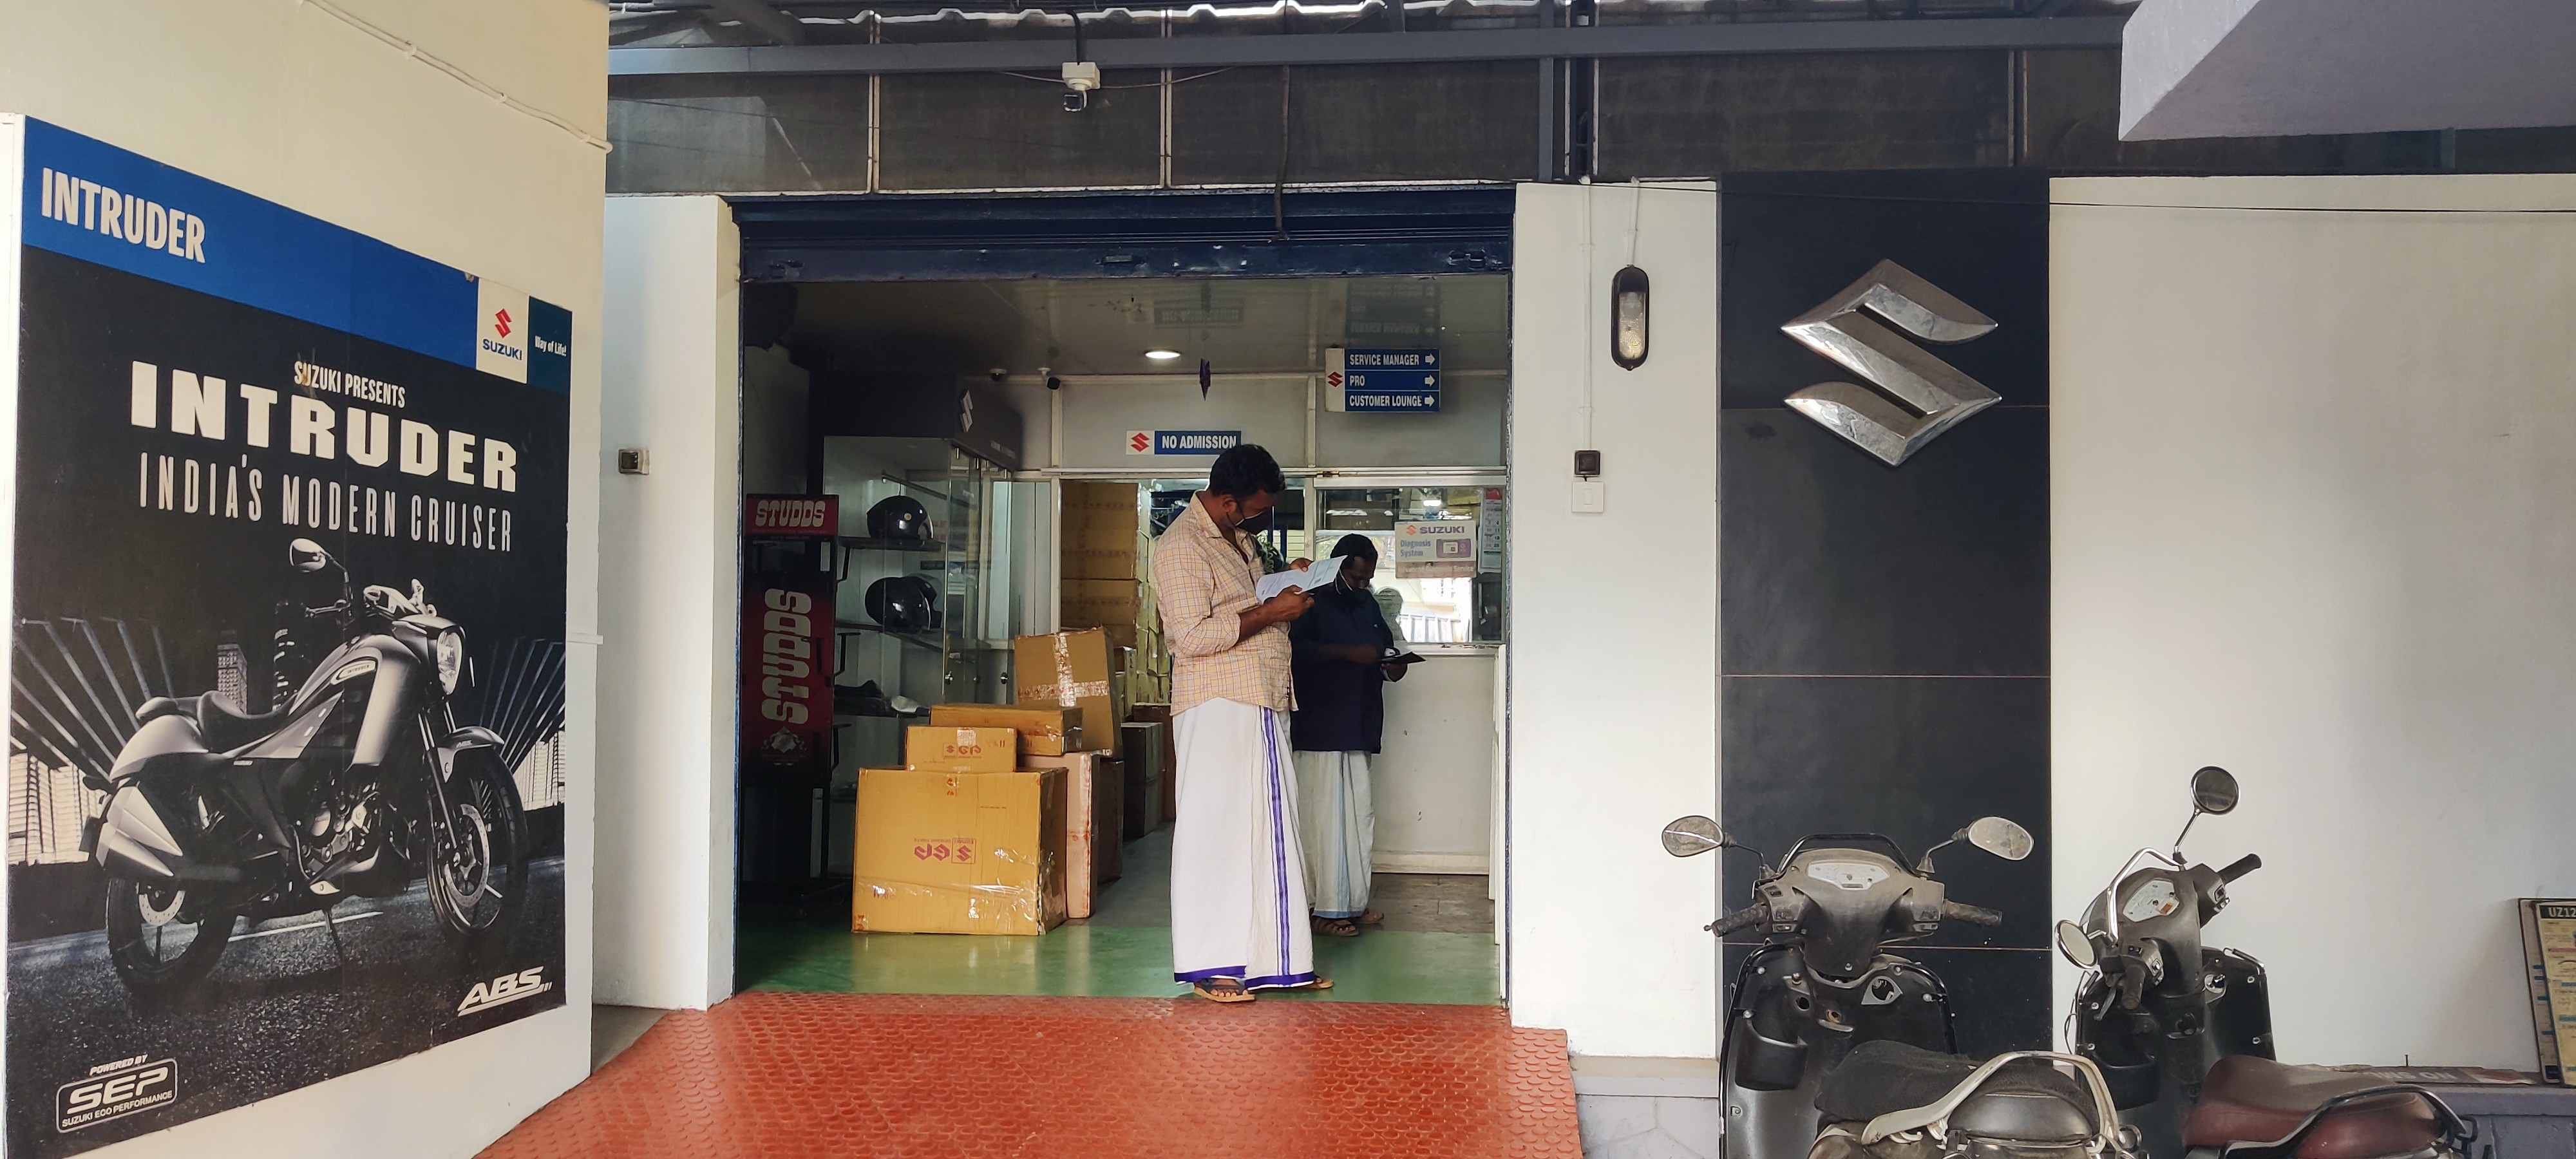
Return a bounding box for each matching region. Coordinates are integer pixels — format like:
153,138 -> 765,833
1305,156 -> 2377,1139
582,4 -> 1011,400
698,0 -> 811,45
609,14 -> 2126,76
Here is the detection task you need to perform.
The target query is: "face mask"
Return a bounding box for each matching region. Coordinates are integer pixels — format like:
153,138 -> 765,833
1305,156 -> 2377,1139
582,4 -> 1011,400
1238,507 -> 1275,533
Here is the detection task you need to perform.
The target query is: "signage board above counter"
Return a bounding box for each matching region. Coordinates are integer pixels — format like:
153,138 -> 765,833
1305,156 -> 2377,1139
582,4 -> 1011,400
1126,429 -> 1244,456
1327,347 -> 1441,413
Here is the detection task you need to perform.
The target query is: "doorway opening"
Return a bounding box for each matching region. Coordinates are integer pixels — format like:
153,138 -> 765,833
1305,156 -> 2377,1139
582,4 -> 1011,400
724,193 -> 1511,1006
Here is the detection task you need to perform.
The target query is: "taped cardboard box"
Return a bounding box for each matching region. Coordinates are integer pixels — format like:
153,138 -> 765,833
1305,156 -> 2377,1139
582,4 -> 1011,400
851,768 -> 1067,936
1060,480 -> 1140,580
905,726 -> 1018,773
1119,721 -> 1168,838
1020,751 -> 1124,919
1015,629 -> 1122,751
928,704 -> 1081,757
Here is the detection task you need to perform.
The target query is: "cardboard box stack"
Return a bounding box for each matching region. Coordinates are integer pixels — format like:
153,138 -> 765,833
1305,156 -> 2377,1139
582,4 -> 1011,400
904,725 -> 1017,773
1059,482 -> 1141,650
1127,703 -> 1178,833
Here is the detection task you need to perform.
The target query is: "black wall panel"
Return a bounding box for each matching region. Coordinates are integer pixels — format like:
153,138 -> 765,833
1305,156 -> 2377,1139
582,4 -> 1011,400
1718,167 -> 2052,1050
1171,62 -> 1541,186
880,70 -> 1163,190
1599,52 -> 2011,178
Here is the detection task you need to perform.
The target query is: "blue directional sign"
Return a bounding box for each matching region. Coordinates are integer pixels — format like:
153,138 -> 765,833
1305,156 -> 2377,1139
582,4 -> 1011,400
1331,348 -> 1441,413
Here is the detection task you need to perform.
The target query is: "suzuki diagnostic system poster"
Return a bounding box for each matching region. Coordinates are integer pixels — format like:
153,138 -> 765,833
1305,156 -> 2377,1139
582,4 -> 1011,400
1,117 -> 569,1156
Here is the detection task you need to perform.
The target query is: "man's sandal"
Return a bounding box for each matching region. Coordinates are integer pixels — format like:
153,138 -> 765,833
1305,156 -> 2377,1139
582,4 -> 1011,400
1193,976 -> 1256,1004
1354,909 -> 1385,927
1312,916 -> 1361,938
1286,977 -> 1334,992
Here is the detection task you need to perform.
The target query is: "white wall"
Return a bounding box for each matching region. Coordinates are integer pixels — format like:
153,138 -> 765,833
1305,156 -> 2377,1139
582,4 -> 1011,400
1508,182 -> 1721,1059
596,196 -> 742,1011
2054,173 -> 2576,1067
1374,652 -> 1497,871
0,1 -> 605,1154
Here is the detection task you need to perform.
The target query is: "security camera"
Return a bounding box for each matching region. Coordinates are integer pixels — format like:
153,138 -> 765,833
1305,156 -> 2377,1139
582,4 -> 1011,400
1040,366 -> 1061,391
1061,61 -> 1099,113
988,367 -> 1009,382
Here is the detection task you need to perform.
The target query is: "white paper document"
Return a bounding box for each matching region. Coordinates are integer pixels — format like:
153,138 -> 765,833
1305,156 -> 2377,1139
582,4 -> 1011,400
1256,556 -> 1347,601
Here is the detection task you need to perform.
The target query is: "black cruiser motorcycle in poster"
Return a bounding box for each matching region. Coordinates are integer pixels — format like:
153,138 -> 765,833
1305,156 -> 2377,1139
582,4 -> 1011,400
1,116 -> 569,1156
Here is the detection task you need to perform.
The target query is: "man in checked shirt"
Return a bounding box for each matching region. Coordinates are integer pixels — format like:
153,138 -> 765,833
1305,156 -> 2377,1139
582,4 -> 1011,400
1150,444 -> 1334,1003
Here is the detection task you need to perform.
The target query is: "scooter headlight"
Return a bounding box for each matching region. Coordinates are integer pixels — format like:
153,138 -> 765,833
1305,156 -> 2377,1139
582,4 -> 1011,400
433,628 -> 466,695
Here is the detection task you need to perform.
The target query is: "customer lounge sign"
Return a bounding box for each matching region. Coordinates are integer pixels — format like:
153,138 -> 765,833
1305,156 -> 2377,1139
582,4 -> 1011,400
1,116 -> 570,1157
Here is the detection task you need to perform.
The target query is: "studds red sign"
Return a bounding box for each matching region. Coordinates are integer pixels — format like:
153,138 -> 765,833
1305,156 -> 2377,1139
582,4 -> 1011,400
742,570 -> 835,770
745,493 -> 838,538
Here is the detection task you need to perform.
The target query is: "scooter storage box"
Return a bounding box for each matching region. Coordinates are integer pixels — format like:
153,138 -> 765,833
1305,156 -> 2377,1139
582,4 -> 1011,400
1734,1024 -> 1810,1091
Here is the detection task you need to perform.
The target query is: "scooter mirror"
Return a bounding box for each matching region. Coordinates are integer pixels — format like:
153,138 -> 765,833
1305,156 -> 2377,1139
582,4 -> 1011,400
2054,919 -> 2098,968
2191,766 -> 2240,815
1661,816 -> 1728,858
287,538 -> 333,573
1967,816 -> 2034,861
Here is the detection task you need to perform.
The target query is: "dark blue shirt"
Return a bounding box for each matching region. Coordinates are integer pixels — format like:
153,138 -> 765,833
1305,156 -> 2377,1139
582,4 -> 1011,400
1288,580 -> 1395,753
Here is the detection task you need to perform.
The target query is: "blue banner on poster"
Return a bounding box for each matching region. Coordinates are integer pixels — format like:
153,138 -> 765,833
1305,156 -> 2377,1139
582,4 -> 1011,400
17,118 -> 567,390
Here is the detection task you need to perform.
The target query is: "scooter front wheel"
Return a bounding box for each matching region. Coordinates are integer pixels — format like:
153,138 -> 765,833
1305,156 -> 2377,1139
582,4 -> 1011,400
104,878 -> 236,998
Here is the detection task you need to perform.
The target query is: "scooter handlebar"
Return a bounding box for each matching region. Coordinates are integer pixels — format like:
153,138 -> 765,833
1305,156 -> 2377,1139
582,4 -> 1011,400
1939,901 -> 2004,927
1707,905 -> 1771,937
2219,854 -> 2262,883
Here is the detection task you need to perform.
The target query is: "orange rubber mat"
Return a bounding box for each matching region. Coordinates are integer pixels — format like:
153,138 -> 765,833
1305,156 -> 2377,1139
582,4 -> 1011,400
480,991 -> 1580,1158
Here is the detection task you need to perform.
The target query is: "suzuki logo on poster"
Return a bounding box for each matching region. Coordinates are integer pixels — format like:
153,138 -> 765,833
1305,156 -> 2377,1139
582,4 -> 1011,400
1125,429 -> 1242,456
1781,259 -> 1999,466
1392,520 -> 1476,580
475,278 -> 531,383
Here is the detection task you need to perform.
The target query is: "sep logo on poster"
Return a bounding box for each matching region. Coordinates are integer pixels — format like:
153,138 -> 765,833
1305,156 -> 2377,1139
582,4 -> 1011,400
457,968 -> 553,1016
55,1058 -> 176,1133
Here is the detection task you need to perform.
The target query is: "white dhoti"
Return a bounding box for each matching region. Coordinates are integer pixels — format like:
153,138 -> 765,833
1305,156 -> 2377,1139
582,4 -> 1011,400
1171,698 -> 1316,990
1294,750 -> 1374,919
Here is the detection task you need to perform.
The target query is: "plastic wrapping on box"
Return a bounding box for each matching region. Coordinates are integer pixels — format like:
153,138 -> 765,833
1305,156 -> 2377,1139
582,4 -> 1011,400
849,768 -> 1066,936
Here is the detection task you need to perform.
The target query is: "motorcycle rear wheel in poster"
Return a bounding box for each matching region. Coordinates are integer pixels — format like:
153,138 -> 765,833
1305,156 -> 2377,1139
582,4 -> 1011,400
428,747 -> 529,959
104,878 -> 238,998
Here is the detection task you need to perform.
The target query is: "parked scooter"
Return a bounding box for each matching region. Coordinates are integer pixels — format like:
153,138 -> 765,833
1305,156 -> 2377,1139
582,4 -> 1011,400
88,538 -> 530,997
2058,767 -> 2470,1159
1662,813 -> 2058,1159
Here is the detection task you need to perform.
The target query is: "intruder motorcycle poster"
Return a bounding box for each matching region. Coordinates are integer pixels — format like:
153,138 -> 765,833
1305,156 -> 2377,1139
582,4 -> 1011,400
1,117 -> 569,1156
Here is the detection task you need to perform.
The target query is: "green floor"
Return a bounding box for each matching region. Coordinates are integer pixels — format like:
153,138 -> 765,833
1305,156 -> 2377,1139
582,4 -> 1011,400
738,829 -> 1502,1005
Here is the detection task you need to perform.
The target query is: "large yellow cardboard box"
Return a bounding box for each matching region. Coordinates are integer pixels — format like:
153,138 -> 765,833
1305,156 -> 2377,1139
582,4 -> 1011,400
905,726 -> 1018,773
851,768 -> 1066,936
1019,751 -> 1124,919
1015,629 -> 1122,749
928,704 -> 1082,757
1059,481 -> 1140,580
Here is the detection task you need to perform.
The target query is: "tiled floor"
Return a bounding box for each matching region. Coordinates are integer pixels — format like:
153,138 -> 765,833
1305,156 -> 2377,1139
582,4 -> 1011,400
480,990 -> 1581,1158
736,829 -> 1502,1006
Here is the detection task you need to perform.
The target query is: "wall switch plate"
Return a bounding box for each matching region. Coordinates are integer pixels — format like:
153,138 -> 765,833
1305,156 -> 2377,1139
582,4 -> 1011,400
617,448 -> 649,475
1571,478 -> 1605,514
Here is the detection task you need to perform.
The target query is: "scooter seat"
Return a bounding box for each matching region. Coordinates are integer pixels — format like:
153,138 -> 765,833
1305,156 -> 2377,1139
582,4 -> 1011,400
2184,1055 -> 2441,1159
198,693 -> 287,753
1817,1041 -> 2096,1140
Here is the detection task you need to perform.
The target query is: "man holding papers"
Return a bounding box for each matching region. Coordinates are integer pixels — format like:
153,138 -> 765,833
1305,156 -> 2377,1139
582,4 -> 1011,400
1149,444 -> 1332,1004
1287,535 -> 1411,938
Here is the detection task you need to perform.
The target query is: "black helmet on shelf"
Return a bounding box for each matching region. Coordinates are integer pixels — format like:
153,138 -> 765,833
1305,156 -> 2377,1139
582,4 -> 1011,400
867,496 -> 932,542
864,575 -> 942,634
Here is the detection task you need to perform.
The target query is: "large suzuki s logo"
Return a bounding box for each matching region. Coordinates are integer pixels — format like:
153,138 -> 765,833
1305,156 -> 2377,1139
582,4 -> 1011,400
57,1057 -> 176,1133
457,966 -> 551,1015
1781,259 -> 2000,466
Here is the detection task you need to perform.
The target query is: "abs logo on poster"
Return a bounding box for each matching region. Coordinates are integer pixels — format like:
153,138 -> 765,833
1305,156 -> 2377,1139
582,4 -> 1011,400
456,968 -> 553,1017
1781,259 -> 2000,466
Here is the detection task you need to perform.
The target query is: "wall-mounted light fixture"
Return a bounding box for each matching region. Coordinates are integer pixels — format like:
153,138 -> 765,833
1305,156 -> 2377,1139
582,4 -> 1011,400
1611,265 -> 1649,370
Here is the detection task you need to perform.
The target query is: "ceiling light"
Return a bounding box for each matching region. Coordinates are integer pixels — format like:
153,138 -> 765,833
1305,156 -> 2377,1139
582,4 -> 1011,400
1144,348 -> 1182,361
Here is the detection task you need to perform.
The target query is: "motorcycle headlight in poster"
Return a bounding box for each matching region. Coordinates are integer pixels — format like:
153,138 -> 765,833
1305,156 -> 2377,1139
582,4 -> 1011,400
1,116 -> 571,1158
